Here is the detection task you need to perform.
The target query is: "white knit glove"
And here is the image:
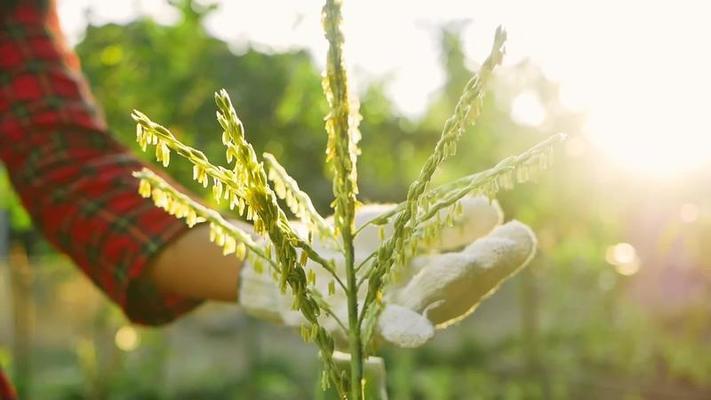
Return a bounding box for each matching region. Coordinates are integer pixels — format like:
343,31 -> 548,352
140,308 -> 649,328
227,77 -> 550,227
238,195 -> 536,348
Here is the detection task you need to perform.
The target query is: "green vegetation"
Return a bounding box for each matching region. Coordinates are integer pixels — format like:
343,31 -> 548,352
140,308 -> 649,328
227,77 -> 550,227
2,0 -> 711,399
129,1 -> 560,397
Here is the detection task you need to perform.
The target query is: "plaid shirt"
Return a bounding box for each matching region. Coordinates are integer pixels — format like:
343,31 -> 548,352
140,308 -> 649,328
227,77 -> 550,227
1,3 -> 202,397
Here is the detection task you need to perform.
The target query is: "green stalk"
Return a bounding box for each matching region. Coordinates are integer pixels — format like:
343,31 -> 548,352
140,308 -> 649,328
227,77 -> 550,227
322,0 -> 363,397
344,226 -> 363,399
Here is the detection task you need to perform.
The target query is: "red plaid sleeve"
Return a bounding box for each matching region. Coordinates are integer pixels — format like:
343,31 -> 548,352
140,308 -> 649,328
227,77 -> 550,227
0,3 -> 203,326
0,368 -> 15,400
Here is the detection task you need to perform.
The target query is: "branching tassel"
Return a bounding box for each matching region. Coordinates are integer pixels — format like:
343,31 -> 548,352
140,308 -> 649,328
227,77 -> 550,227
128,6 -> 562,397
361,27 -> 508,348
264,153 -> 333,240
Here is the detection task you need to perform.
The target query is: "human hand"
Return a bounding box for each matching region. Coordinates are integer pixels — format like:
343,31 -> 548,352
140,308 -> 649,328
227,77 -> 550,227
238,195 -> 536,348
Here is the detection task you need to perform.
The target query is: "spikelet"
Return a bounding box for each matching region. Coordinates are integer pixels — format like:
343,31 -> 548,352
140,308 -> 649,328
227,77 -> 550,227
322,0 -> 359,241
135,88 -> 346,396
138,179 -> 152,198
418,133 -> 565,224
133,169 -> 265,265
322,0 -> 363,395
360,28 -> 509,345
132,110 -> 245,207
264,153 -> 333,241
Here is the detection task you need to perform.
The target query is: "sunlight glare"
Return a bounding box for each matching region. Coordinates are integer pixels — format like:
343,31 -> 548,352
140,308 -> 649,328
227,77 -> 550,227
680,203 -> 700,224
551,2 -> 711,178
606,242 -> 640,276
115,326 -> 140,352
58,0 -> 711,176
511,91 -> 545,127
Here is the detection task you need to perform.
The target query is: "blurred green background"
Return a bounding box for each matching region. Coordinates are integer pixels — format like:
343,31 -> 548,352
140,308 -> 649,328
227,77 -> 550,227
2,1 -> 711,399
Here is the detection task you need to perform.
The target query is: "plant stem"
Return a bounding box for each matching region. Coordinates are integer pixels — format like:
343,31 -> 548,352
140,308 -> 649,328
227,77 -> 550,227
322,0 -> 363,396
344,228 -> 364,399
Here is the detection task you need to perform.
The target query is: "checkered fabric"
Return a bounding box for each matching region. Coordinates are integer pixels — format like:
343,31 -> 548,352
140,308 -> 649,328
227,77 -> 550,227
0,3 -> 203,397
0,373 -> 14,400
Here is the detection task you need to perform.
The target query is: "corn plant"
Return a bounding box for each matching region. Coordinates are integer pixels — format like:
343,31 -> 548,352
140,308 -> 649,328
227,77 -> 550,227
131,0 -> 564,398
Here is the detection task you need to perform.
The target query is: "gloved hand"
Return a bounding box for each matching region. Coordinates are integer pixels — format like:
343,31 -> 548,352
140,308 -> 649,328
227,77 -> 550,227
238,195 -> 536,348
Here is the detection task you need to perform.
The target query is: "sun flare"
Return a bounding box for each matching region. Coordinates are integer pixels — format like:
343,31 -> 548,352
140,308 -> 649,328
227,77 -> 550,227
58,0 -> 711,178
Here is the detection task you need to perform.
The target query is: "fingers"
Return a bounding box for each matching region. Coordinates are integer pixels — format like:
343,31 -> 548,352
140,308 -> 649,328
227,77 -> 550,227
428,195 -> 503,252
239,202 -> 529,349
392,220 -> 536,328
377,304 -> 435,348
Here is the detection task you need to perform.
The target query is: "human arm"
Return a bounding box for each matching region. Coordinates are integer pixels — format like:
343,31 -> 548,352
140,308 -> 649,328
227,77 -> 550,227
0,0 -> 242,324
149,221 -> 251,302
